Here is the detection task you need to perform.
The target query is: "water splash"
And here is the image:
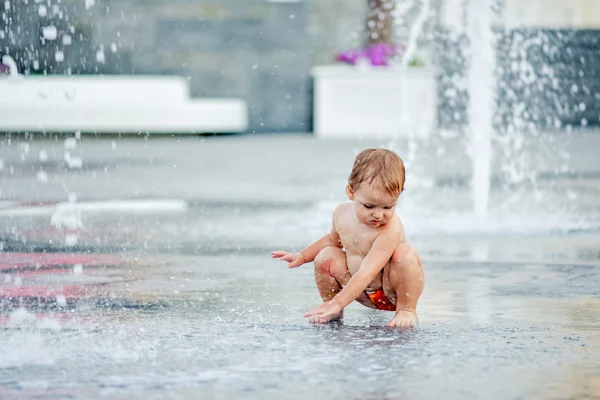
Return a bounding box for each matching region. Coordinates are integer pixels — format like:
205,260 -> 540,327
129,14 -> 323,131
466,0 -> 496,221
42,25 -> 58,40
50,193 -> 83,246
385,0 -> 432,145
1,54 -> 21,79
400,0 -> 430,69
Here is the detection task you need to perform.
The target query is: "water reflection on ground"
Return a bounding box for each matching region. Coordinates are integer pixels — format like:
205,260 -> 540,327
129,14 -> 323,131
1,245 -> 599,399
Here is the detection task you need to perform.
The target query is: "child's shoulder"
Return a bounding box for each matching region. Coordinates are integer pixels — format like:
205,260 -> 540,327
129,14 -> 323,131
332,202 -> 352,215
331,202 -> 352,225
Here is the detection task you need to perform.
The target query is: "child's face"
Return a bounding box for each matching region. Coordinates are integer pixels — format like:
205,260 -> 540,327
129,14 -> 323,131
347,182 -> 398,228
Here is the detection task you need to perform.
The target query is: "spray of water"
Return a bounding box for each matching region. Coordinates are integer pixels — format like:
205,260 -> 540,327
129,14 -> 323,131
388,0 -> 431,148
1,54 -> 20,79
466,0 -> 495,221
400,0 -> 430,69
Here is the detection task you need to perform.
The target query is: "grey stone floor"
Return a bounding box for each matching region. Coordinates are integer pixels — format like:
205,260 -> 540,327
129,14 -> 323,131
0,133 -> 599,399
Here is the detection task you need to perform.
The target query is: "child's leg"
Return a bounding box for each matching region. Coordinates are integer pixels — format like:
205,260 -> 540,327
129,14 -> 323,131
313,246 -> 377,312
384,243 -> 424,328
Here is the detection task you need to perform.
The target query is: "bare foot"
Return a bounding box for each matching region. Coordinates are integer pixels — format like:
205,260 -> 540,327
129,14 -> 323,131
387,309 -> 418,328
308,310 -> 344,324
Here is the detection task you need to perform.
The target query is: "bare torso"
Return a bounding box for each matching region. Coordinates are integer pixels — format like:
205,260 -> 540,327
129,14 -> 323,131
333,203 -> 406,291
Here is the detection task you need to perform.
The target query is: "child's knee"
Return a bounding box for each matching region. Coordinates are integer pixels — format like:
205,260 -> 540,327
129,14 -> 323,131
391,243 -> 420,266
314,246 -> 344,273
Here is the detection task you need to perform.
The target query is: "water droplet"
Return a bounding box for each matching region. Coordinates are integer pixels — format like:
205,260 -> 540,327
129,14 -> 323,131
42,25 -> 58,40
62,35 -> 72,46
68,157 -> 82,169
9,307 -> 35,325
110,42 -> 117,52
96,49 -> 105,63
85,0 -> 95,9
38,4 -> 47,16
65,233 -> 78,246
37,170 -> 48,183
73,264 -> 83,276
56,294 -> 67,307
64,137 -> 77,150
571,84 -> 579,94
55,51 -> 64,62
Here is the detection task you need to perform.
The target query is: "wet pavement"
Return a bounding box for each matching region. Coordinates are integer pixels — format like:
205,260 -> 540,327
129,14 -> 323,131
0,133 -> 599,399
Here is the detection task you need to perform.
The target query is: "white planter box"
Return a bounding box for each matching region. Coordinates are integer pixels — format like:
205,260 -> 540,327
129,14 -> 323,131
311,65 -> 436,138
0,75 -> 248,134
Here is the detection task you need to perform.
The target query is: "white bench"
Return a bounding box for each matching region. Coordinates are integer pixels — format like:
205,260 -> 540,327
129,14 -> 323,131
0,75 -> 248,134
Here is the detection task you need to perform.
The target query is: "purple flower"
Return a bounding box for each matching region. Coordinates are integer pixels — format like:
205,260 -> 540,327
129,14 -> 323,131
335,49 -> 366,65
335,44 -> 405,67
0,62 -> 9,75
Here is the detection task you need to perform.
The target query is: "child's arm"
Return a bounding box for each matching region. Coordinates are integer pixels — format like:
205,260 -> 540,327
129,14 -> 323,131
272,215 -> 341,268
299,224 -> 341,264
329,231 -> 400,308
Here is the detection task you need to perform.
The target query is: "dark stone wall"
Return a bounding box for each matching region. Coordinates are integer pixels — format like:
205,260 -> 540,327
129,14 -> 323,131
89,0 -> 312,132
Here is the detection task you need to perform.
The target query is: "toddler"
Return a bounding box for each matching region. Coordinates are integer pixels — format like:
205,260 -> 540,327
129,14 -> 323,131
272,148 -> 424,328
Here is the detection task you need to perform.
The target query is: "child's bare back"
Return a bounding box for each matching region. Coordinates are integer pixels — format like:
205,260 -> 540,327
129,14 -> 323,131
272,149 -> 424,328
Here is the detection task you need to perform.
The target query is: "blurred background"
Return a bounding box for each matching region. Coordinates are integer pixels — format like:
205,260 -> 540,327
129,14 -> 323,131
2,0 -> 600,134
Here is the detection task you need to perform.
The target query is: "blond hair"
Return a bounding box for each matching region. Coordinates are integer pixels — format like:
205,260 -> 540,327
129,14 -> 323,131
348,148 -> 405,197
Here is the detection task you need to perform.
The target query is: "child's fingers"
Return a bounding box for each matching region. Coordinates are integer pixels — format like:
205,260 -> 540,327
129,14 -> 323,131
271,251 -> 286,258
304,307 -> 323,317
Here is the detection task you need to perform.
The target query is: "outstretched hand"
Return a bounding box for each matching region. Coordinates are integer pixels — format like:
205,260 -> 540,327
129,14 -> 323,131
304,301 -> 343,324
271,251 -> 306,268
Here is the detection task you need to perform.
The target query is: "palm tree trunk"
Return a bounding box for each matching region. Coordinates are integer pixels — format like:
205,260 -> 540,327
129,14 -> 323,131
366,0 -> 396,46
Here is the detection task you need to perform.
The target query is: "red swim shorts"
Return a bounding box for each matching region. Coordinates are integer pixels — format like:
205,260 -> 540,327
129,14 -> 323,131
365,289 -> 396,311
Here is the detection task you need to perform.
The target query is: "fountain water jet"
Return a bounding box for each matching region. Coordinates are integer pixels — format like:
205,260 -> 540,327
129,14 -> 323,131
466,0 -> 496,221
397,0 -> 431,138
